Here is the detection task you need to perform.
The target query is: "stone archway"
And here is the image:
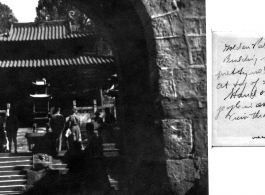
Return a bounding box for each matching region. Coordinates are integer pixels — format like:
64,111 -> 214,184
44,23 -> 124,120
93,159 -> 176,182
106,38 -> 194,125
65,0 -> 207,194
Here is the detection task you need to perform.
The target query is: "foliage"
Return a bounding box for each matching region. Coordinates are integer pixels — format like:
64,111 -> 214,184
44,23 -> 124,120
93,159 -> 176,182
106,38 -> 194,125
35,0 -> 91,31
35,0 -> 113,56
0,2 -> 18,34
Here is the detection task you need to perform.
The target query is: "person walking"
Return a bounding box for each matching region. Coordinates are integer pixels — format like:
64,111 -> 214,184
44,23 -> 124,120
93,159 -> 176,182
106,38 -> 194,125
65,107 -> 82,175
66,107 -> 82,153
104,108 -> 116,125
50,107 -> 65,151
92,110 -> 104,137
104,108 -> 116,142
0,116 -> 7,152
6,111 -> 19,153
81,122 -> 111,194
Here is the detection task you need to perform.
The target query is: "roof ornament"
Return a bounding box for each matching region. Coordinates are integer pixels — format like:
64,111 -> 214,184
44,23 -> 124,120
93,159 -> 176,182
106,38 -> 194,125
45,14 -> 51,21
68,11 -> 78,32
68,10 -> 76,21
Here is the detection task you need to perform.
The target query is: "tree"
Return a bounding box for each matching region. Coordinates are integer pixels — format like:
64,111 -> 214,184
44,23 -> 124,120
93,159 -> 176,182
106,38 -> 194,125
35,0 -> 113,56
0,2 -> 18,34
35,0 -> 90,30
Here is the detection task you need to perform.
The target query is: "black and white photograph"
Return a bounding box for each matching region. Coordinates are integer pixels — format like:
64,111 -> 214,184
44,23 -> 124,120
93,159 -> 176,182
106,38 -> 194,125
0,0 -> 207,194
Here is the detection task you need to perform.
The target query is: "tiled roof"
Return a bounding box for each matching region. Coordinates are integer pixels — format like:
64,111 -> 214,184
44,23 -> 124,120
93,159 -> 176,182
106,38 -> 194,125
0,21 -> 94,41
0,55 -> 114,68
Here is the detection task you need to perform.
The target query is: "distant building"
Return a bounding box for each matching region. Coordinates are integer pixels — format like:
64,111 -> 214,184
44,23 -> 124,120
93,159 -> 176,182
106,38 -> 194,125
0,20 -> 116,125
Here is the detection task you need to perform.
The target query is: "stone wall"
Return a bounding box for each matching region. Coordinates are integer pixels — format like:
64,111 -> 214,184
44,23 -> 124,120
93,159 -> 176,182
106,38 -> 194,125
68,0 -> 207,194
145,0 -> 207,194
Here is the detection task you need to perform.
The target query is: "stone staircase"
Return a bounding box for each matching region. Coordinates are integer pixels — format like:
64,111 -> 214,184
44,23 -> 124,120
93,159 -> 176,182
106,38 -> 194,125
0,151 -> 69,195
0,153 -> 30,194
0,127 -> 127,194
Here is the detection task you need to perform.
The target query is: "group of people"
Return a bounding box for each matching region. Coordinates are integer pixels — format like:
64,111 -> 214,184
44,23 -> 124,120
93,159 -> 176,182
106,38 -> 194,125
50,107 -> 116,153
51,107 -> 116,193
0,106 -> 116,155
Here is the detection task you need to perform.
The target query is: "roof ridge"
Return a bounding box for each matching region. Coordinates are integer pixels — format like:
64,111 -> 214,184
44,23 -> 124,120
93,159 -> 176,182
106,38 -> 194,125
0,20 -> 96,41
12,20 -> 68,27
0,54 -> 114,68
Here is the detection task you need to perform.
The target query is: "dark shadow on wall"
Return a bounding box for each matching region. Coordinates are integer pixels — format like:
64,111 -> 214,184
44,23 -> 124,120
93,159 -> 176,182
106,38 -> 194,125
65,0 -> 173,194
185,173 -> 208,195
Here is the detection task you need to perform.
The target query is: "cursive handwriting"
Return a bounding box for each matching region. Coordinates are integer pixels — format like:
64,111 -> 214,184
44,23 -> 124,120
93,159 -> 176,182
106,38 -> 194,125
224,78 -> 259,100
223,37 -> 265,52
223,54 -> 257,65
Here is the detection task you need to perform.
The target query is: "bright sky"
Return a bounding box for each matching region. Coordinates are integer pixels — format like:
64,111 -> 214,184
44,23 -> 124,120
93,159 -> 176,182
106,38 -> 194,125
0,0 -> 38,22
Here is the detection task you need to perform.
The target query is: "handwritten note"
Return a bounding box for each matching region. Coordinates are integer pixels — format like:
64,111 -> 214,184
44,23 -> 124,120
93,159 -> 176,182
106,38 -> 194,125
213,32 -> 265,146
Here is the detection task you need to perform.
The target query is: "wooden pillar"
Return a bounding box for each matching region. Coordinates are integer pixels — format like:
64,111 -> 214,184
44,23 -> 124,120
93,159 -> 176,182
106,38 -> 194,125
100,88 -> 105,113
4,103 -> 10,129
33,102 -> 35,113
6,103 -> 10,115
5,103 -> 10,151
73,100 -> 76,109
113,97 -> 117,118
93,99 -> 97,113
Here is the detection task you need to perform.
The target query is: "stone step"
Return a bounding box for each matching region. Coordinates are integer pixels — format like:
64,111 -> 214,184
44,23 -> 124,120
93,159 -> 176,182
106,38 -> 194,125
0,179 -> 27,186
0,160 -> 31,166
103,149 -> 120,157
57,150 -> 67,156
0,156 -> 32,162
103,143 -> 117,149
0,171 -> 27,176
52,158 -> 66,164
0,153 -> 32,157
0,175 -> 26,181
0,191 -> 22,195
51,168 -> 69,174
0,165 -> 31,172
52,164 -> 67,169
17,128 -> 32,133
0,185 -> 25,192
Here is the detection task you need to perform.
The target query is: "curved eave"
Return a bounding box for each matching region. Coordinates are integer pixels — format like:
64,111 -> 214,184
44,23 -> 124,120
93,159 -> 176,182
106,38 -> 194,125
29,94 -> 51,98
32,82 -> 50,86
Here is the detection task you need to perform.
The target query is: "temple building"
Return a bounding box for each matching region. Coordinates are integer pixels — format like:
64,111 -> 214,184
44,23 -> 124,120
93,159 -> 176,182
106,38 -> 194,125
0,19 -> 117,126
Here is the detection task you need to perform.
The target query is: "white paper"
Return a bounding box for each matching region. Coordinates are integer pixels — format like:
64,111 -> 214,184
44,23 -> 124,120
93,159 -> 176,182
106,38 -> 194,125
213,31 -> 265,146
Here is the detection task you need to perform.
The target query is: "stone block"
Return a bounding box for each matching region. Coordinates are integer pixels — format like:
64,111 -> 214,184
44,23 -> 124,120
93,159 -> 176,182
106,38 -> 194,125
174,81 -> 197,99
182,0 -> 206,18
184,19 -> 201,34
159,68 -> 174,79
161,98 -> 207,119
195,157 -> 208,176
167,13 -> 184,36
200,19 -> 206,34
186,36 -> 206,49
159,79 -> 177,99
166,159 -> 207,195
192,118 -> 208,158
152,17 -> 173,37
156,47 -> 188,68
162,119 -> 192,158
143,0 -> 179,17
191,49 -> 206,65
172,68 -> 207,98
173,68 -> 205,83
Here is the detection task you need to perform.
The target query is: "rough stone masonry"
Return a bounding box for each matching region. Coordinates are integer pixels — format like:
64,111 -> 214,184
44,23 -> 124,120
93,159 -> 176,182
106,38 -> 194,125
68,0 -> 207,194
149,0 -> 207,193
